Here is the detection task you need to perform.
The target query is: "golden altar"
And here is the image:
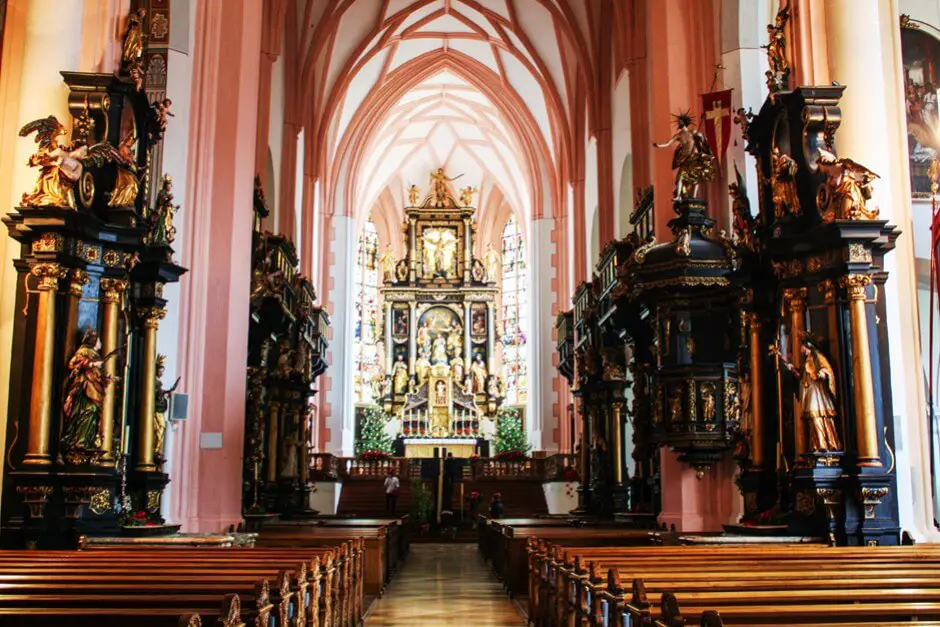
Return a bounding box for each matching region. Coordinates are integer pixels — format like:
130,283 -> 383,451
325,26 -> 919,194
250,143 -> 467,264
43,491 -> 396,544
402,438 -> 479,459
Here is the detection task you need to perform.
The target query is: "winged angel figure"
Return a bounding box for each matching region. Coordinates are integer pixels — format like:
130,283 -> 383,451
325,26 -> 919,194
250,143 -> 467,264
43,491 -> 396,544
19,115 -> 129,210
815,148 -> 880,221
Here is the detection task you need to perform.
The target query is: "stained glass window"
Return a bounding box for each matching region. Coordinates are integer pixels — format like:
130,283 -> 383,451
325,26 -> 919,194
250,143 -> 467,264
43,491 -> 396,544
354,219 -> 381,404
500,215 -> 528,405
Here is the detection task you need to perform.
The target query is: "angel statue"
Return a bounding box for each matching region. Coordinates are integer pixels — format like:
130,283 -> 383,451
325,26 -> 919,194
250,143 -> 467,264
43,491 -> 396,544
153,354 -> 180,465
149,174 -> 179,246
108,133 -> 140,207
652,111 -> 717,203
407,184 -> 421,206
815,148 -> 880,221
728,164 -> 755,250
61,330 -> 122,464
771,338 -> 842,453
770,146 -> 800,218
152,98 -> 174,136
122,8 -> 147,63
761,0 -> 791,91
459,185 -> 477,207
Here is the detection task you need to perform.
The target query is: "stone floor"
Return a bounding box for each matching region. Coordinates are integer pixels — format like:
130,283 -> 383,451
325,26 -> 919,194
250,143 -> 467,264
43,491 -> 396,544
364,543 -> 526,626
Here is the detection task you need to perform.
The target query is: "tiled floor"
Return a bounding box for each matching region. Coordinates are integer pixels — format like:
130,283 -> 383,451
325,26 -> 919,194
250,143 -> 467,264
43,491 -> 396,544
365,543 -> 526,626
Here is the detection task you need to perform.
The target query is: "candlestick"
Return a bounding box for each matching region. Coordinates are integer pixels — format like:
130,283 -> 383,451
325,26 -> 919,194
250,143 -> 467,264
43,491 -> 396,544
123,424 -> 130,456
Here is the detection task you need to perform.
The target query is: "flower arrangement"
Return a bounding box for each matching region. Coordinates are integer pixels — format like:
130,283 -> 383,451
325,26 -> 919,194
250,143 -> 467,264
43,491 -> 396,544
358,449 -> 391,461
119,509 -> 161,527
561,465 -> 580,482
466,490 -> 481,504
740,506 -> 786,526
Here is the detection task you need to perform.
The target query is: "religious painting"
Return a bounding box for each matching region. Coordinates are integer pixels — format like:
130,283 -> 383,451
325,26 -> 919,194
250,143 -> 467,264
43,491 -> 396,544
421,227 -> 459,279
901,25 -> 940,195
470,304 -> 487,337
433,379 -> 449,407
392,306 -> 409,338
418,306 -> 462,365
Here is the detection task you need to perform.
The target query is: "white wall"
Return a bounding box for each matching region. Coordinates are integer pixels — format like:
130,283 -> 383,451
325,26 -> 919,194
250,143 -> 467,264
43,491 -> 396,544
530,218 -> 557,451
328,215 -> 356,455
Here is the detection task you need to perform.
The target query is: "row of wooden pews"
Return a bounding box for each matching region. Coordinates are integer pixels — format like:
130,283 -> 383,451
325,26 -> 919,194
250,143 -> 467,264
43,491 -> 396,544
526,541 -> 940,626
0,542 -> 361,626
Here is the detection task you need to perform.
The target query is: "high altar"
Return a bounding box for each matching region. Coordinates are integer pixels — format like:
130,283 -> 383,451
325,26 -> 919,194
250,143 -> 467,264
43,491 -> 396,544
378,170 -> 503,449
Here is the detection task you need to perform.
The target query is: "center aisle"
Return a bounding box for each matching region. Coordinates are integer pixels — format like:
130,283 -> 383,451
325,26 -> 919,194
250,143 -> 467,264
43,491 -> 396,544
365,543 -> 526,626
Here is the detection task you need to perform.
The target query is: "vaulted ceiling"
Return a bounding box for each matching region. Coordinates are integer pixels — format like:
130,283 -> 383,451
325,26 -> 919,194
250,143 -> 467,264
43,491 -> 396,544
287,0 -> 604,228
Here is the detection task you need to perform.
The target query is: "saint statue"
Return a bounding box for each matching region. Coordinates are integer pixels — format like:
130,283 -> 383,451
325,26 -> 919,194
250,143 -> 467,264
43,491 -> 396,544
446,322 -> 463,357
61,330 -> 121,462
122,9 -> 147,63
450,355 -> 465,384
149,174 -> 178,246
471,354 -> 487,393
408,184 -> 421,206
728,165 -> 755,250
653,112 -> 717,202
770,147 -> 799,218
733,372 -> 752,460
815,149 -> 880,221
773,339 -> 842,453
416,322 -> 432,353
154,354 -> 180,464
431,334 -> 448,365
392,355 -> 409,394
378,244 -> 397,284
275,338 -> 295,378
434,380 -> 448,407
415,352 -> 431,386
761,0 -> 791,90
280,433 -> 300,479
108,133 -> 140,207
483,243 -> 501,283
701,383 -> 716,421
668,388 -> 682,423
427,168 -> 462,207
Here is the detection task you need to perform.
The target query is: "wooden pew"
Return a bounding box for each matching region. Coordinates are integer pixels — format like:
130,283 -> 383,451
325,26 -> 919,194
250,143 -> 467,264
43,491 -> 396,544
0,546 -> 356,627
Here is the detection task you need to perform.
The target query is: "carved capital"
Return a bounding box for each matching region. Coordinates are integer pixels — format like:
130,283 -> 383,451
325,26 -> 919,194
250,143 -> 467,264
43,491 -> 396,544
100,278 -> 128,304
817,279 -> 835,304
748,312 -> 762,331
840,274 -> 871,300
783,287 -> 807,310
16,485 -> 52,519
30,263 -> 66,290
68,269 -> 89,297
62,486 -> 95,519
138,307 -> 166,330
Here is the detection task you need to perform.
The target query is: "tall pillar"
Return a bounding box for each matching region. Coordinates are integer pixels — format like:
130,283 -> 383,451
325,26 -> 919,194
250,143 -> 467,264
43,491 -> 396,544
408,302 -> 417,370
842,274 -> 881,467
136,308 -> 165,472
22,264 -> 65,466
611,401 -> 624,485
748,313 -> 766,469
175,0 -> 262,531
384,302 -> 393,371
784,287 -> 807,459
98,278 -> 127,466
486,302 -> 496,373
266,400 -> 280,482
463,301 -> 471,367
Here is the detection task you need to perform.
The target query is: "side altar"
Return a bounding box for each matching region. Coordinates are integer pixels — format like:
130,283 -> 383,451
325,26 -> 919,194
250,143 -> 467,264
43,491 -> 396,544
377,170 -> 503,447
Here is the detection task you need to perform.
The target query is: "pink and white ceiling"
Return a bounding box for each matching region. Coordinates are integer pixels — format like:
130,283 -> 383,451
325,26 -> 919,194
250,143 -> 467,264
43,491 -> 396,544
290,0 -> 603,229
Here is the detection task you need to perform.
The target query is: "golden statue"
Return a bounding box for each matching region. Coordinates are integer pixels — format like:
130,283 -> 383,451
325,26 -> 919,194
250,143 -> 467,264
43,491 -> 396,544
19,117 -> 89,209
815,148 -> 880,221
407,184 -> 421,206
427,168 -> 462,207
415,353 -> 431,385
378,244 -> 397,283
416,322 -> 432,353
668,387 -> 682,423
771,147 -> 800,218
653,112 -> 717,202
109,133 -> 140,207
729,164 -> 755,250
154,354 -> 180,464
431,334 -> 448,365
149,174 -> 178,246
446,322 -> 463,357
122,9 -> 147,63
773,339 -> 842,452
459,185 -> 477,207
762,0 -> 791,90
62,330 -> 121,462
470,353 -> 487,393
701,383 -> 716,421
392,355 -> 409,394
733,372 -> 752,459
450,355 -> 465,384
483,243 -> 501,283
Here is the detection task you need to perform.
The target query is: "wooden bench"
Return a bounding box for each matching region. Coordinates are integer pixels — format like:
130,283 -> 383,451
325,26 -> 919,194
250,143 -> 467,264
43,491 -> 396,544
524,542 -> 940,627
0,544 -> 360,627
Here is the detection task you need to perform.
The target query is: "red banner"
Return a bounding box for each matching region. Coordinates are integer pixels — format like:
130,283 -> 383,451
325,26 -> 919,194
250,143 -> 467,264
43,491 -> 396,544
701,89 -> 733,167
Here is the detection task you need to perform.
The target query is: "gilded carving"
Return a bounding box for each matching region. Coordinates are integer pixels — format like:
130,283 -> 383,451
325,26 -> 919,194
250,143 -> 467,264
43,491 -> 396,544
68,269 -> 89,297
816,149 -> 880,221
62,486 -> 95,519
794,490 -> 815,515
687,380 -> 697,421
102,249 -> 122,267
840,273 -> 871,300
146,490 -> 162,513
860,486 -> 889,519
700,382 -> 716,424
16,485 -> 52,519
32,233 -> 63,253
89,488 -> 112,515
847,242 -> 872,263
139,307 -> 166,330
675,229 -> 691,257
818,279 -> 835,304
30,263 -> 66,290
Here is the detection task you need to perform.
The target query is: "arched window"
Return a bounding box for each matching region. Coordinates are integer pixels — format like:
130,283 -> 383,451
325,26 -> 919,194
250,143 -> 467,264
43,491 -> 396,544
500,215 -> 527,405
353,219 -> 380,404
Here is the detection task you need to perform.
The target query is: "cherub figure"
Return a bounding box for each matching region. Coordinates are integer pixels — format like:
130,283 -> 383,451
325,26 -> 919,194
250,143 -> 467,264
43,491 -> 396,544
652,112 -> 717,203
459,185 -> 477,207
152,98 -> 174,135
407,184 -> 421,206
815,148 -> 880,221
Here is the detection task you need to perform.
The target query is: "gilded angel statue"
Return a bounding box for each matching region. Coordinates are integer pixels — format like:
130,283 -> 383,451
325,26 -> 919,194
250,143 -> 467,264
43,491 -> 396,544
652,112 -> 717,203
19,116 -> 123,209
815,148 -> 880,221
459,185 -> 477,207
122,9 -> 147,63
407,184 -> 421,206
427,168 -> 462,207
762,0 -> 791,79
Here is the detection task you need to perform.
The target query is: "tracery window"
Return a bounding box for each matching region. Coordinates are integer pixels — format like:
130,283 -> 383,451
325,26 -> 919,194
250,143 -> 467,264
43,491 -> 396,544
500,215 -> 528,405
353,219 -> 380,404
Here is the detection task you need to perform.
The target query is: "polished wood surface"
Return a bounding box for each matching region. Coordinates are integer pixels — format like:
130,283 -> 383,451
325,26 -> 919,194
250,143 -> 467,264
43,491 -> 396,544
365,544 -> 524,626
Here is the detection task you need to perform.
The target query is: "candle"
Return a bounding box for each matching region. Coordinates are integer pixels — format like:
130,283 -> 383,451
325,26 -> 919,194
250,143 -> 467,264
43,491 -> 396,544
123,424 -> 130,456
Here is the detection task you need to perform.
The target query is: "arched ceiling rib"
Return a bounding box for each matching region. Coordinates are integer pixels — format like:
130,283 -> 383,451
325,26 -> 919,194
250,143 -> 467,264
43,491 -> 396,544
291,0 -> 596,224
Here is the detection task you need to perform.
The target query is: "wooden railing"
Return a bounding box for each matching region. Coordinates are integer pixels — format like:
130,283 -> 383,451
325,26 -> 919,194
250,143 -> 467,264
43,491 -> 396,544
309,453 -> 577,482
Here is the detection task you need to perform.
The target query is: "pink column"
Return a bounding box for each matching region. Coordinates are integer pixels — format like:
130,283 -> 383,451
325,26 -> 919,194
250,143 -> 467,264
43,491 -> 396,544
594,0 -> 615,245
172,0 -> 262,533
